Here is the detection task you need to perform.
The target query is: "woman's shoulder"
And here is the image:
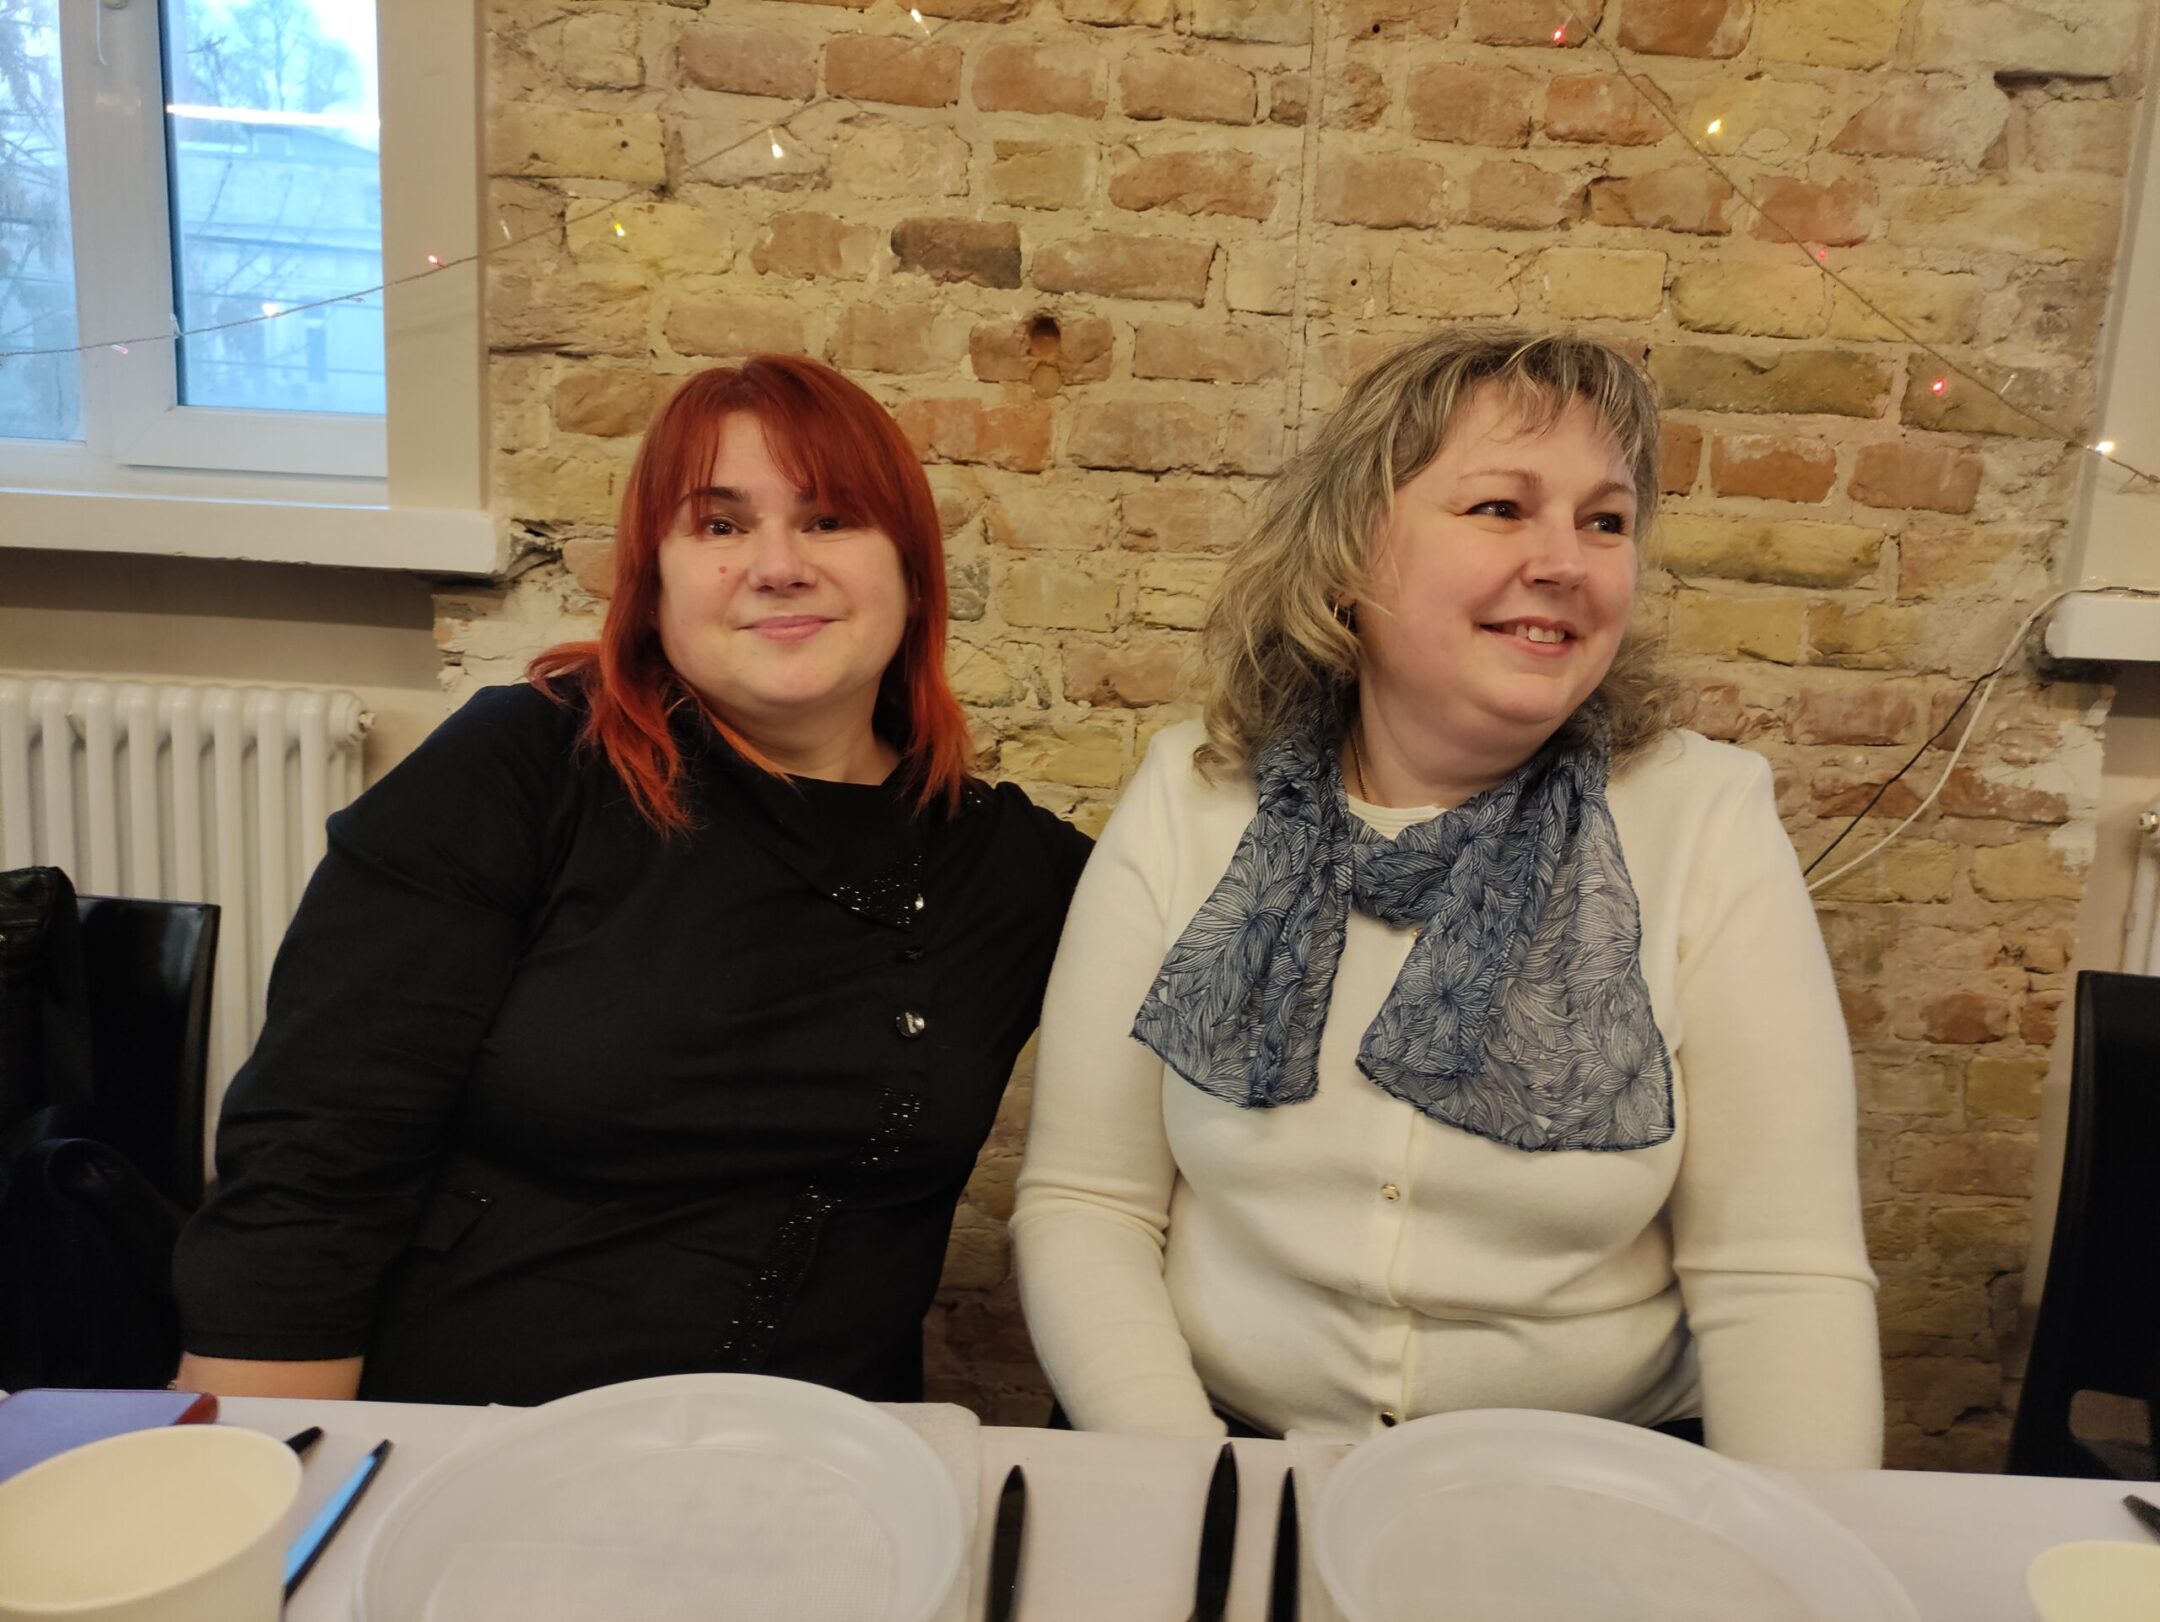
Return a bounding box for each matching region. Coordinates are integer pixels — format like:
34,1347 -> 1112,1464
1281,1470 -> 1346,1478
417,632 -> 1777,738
1088,718 -> 1258,881
957,777 -> 1096,891
324,683 -> 590,907
356,682 -> 585,822
1610,727 -> 1772,803
443,679 -> 587,750
1131,718 -> 1253,810
1606,728 -> 1789,884
1139,717 -> 1210,774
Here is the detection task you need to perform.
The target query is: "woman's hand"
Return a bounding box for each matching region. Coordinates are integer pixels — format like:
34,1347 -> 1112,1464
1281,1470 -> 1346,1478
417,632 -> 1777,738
172,1352 -> 364,1400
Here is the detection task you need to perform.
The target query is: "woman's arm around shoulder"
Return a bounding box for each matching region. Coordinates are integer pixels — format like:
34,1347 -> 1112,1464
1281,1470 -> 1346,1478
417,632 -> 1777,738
173,683 -> 583,1397
1012,721 -> 1229,1438
1656,736 -> 1884,1468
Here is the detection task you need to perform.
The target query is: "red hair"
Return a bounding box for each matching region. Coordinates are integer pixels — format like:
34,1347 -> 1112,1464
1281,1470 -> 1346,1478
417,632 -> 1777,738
529,356 -> 971,832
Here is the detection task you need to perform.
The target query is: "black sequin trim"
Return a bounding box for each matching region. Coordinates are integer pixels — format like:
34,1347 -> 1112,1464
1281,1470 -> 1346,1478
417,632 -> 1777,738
712,1088 -> 927,1372
827,847 -> 924,928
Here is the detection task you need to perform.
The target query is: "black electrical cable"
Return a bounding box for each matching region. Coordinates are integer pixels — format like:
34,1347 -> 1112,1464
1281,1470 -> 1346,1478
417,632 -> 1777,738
1800,659 -> 2006,878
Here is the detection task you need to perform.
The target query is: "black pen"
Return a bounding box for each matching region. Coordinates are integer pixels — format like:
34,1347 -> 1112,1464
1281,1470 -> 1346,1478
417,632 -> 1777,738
284,1425 -> 324,1458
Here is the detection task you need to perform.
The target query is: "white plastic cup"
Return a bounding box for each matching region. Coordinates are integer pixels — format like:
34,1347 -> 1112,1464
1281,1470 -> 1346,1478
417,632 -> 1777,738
2027,1541 -> 2160,1622
0,1424 -> 301,1622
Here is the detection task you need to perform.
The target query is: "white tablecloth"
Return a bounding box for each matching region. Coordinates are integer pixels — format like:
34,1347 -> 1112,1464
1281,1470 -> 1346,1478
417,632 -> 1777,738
224,1395 -> 2153,1622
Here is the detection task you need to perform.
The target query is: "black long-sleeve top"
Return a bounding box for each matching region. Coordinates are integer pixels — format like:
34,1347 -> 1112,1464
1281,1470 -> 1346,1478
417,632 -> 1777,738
174,683 -> 1092,1407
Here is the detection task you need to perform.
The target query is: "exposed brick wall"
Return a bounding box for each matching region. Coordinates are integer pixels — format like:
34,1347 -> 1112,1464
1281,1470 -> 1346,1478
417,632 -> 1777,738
456,0 -> 2152,1462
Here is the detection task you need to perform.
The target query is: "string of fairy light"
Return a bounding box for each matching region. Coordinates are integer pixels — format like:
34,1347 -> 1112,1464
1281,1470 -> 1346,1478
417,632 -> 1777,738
0,7 -> 944,364
1550,5 -> 2153,487
2,0 -> 2148,493
11,0 -> 2154,888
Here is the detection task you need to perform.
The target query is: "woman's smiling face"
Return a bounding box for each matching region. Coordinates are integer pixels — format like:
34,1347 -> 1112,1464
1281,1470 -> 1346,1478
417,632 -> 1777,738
655,412 -> 910,748
1353,383 -> 1641,771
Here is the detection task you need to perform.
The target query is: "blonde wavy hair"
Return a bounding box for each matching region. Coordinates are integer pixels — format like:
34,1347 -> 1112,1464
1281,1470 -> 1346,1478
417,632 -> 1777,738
1197,327 -> 1677,778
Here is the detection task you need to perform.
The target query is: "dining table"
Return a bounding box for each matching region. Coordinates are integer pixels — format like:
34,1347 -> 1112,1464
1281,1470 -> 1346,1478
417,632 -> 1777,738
224,1393 -> 2154,1622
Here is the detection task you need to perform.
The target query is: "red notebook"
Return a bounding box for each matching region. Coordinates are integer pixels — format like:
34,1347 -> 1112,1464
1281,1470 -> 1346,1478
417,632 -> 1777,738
0,1388 -> 220,1484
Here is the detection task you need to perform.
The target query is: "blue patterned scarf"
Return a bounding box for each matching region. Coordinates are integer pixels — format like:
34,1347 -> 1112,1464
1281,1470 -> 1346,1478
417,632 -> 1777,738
1131,715 -> 1674,1152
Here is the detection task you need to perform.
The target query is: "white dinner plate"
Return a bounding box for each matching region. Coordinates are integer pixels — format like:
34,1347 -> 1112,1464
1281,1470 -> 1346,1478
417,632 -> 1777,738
351,1373 -> 963,1622
1314,1408 -> 1919,1622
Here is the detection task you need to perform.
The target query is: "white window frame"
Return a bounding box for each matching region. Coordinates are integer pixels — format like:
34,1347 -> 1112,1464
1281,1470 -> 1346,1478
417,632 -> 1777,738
0,0 -> 496,574
77,0 -> 388,481
2049,20 -> 2160,662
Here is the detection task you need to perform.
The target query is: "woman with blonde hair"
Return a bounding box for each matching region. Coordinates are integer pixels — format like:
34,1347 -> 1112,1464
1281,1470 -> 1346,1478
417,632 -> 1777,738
1013,329 -> 1881,1467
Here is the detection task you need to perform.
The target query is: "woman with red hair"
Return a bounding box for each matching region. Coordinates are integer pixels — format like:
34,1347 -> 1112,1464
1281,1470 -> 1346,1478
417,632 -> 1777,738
173,357 -> 1091,1406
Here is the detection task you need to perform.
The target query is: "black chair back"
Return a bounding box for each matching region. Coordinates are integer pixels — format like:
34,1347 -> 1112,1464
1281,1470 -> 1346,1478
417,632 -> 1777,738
0,872 -> 216,1386
2005,970 -> 2160,1477
75,896 -> 219,1211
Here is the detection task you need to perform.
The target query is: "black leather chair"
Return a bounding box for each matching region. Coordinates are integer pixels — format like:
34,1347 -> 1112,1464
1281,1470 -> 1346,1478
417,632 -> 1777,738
2005,970 -> 2160,1478
75,896 -> 219,1211
0,871 -> 219,1386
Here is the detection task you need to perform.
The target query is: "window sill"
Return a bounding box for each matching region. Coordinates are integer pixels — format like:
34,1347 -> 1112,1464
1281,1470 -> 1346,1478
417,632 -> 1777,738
0,486 -> 502,576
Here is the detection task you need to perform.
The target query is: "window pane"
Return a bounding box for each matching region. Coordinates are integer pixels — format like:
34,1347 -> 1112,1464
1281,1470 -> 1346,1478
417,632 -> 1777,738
162,0 -> 383,415
0,0 -> 82,441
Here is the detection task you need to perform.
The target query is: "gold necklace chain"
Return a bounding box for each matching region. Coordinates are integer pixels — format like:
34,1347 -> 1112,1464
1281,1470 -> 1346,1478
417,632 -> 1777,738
1347,724 -> 1367,801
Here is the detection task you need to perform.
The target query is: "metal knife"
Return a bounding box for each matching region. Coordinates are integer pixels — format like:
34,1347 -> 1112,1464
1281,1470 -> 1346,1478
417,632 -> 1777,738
2127,1493 -> 2160,1541
1268,1468 -> 1299,1622
284,1439 -> 392,1597
987,1464 -> 1027,1622
1191,1442 -> 1239,1622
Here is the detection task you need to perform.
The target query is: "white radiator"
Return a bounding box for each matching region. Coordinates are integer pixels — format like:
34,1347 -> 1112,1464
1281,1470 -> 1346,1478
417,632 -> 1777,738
0,677 -> 370,1133
2129,799 -> 2160,978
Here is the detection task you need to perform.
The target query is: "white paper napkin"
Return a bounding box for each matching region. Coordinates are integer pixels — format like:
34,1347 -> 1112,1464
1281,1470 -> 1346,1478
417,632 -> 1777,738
1288,1431 -> 1354,1622
882,1402 -> 981,1622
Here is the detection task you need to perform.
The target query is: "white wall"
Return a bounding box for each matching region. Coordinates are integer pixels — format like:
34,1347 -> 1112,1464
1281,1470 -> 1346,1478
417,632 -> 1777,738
0,547 -> 452,785
2069,43 -> 2160,601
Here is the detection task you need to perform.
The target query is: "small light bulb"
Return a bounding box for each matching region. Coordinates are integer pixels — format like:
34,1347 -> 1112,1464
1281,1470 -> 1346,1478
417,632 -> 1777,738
769,129 -> 785,159
2095,440 -> 2117,456
1815,247 -> 1828,261
111,344 -> 129,355
1551,25 -> 1566,41
1930,378 -> 1948,396
612,220 -> 627,238
425,253 -> 442,267
1706,118 -> 1723,136
910,6 -> 924,19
